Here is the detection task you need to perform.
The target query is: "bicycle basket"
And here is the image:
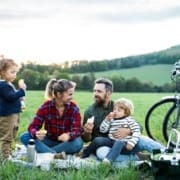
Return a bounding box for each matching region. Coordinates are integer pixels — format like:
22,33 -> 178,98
150,129 -> 180,179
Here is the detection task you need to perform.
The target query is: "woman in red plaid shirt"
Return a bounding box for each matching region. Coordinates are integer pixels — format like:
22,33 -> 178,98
20,79 -> 83,156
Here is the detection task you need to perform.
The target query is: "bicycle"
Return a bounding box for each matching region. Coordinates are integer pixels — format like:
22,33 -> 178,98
145,60 -> 180,147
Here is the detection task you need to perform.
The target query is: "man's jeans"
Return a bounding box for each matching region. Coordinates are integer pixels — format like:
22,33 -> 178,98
96,135 -> 165,161
20,132 -> 83,154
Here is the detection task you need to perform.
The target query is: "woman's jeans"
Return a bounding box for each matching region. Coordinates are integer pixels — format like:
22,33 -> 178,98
96,135 -> 165,161
20,132 -> 83,154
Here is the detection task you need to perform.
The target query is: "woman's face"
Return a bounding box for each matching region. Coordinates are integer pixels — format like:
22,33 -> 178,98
58,87 -> 74,104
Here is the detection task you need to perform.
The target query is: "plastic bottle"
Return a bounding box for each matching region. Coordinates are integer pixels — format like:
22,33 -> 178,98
27,139 -> 36,163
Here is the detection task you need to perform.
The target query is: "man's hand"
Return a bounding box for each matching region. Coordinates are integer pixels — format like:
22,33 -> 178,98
58,133 -> 70,142
83,122 -> 94,134
112,128 -> 131,139
82,121 -> 94,142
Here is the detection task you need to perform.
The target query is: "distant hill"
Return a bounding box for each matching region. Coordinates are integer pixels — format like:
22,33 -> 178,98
73,45 -> 180,86
70,44 -> 180,73
83,64 -> 173,86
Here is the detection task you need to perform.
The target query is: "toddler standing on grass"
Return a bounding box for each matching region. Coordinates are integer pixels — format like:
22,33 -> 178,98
0,58 -> 26,162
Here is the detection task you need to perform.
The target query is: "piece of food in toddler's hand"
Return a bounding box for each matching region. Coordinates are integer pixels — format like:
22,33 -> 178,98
87,116 -> 94,123
18,79 -> 26,88
18,79 -> 24,84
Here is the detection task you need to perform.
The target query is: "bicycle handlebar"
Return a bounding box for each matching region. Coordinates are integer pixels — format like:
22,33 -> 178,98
171,60 -> 180,81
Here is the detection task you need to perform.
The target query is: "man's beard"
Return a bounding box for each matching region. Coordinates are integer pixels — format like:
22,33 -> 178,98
94,95 -> 106,106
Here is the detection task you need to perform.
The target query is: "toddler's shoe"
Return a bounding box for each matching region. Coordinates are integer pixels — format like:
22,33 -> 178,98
102,158 -> 111,165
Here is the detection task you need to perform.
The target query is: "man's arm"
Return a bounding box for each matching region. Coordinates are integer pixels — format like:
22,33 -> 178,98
81,123 -> 93,142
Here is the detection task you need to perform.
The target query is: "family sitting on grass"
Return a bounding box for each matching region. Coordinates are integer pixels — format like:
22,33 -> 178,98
20,77 -> 164,164
0,57 -> 164,165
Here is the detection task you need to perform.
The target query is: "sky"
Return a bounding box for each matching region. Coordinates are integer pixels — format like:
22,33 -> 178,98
0,0 -> 180,65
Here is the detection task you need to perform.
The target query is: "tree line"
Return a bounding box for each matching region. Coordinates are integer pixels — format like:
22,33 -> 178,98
15,69 -> 174,92
69,45 -> 180,73
15,45 -> 180,92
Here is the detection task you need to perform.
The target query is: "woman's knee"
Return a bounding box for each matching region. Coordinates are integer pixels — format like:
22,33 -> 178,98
72,137 -> 83,152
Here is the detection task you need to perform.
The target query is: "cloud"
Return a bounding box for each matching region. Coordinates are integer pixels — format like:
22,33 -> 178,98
96,6 -> 180,23
0,0 -> 180,63
0,10 -> 48,21
0,0 -> 180,24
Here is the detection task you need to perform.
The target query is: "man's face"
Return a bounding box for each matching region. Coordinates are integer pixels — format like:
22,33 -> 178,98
93,83 -> 108,105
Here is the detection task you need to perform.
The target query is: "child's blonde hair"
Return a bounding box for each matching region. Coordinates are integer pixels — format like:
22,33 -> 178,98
114,98 -> 134,116
0,58 -> 18,79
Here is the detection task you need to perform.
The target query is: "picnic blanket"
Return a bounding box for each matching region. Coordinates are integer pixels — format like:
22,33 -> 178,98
11,144 -> 148,171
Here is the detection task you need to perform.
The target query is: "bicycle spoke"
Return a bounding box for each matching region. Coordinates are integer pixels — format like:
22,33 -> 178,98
163,105 -> 180,147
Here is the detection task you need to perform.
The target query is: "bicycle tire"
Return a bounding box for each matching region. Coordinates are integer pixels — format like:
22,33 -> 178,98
145,97 -> 175,143
163,98 -> 180,147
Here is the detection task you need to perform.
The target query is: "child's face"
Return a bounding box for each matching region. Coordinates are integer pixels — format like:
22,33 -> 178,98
2,66 -> 18,82
113,105 -> 126,119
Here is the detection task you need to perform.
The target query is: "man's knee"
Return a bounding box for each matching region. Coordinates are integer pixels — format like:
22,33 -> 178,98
136,136 -> 165,152
93,137 -> 105,146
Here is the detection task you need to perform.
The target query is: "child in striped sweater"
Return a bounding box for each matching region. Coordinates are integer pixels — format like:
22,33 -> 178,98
82,98 -> 141,164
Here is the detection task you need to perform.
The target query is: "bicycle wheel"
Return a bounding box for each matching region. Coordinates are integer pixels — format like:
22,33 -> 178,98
145,97 -> 175,144
163,98 -> 180,147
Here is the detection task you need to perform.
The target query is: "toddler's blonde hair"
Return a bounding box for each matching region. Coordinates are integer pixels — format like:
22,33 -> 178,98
114,98 -> 134,116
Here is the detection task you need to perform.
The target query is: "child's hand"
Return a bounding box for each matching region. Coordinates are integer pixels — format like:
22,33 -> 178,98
126,143 -> 133,151
18,79 -> 27,90
106,112 -> 114,121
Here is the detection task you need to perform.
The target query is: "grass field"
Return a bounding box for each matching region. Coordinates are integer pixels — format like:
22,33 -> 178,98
1,91 -> 171,179
18,90 -> 171,143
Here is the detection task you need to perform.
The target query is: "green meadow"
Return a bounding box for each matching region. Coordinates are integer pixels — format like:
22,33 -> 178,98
2,91 -> 170,179
19,91 -> 170,144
